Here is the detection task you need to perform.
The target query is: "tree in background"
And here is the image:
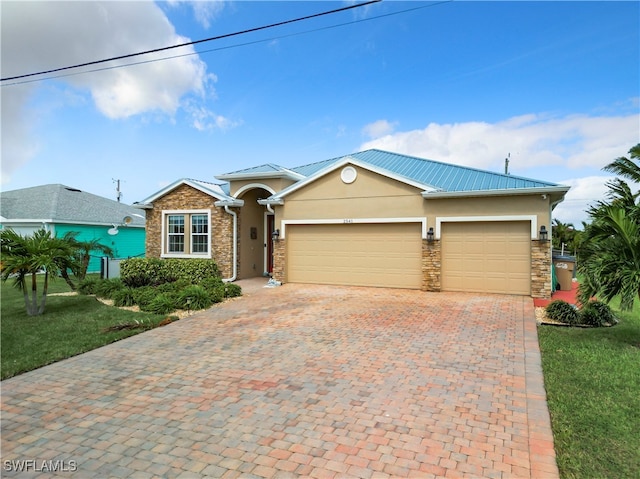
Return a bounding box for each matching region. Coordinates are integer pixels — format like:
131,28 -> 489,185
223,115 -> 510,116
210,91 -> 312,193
577,144 -> 640,311
552,218 -> 581,255
1,229 -> 75,316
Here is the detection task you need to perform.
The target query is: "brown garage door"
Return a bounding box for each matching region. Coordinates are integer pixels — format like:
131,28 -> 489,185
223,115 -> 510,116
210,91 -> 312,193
286,223 -> 422,289
441,221 -> 531,295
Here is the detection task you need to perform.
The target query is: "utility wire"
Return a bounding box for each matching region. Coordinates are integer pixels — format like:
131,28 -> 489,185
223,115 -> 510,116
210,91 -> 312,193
1,0 -> 381,82
2,0 -> 452,87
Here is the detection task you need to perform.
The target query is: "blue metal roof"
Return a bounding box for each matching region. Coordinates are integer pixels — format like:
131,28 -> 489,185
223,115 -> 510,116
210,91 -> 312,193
222,163 -> 287,175
292,149 -> 561,192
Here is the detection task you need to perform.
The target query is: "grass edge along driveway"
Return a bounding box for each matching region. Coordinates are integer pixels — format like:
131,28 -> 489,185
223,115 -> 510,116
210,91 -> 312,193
538,299 -> 639,479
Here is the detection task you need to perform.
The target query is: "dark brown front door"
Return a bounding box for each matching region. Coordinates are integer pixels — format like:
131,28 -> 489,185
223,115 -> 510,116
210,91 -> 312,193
266,214 -> 275,274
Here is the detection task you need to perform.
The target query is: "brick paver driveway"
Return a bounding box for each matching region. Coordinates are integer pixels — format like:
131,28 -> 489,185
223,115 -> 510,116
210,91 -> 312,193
1,280 -> 558,478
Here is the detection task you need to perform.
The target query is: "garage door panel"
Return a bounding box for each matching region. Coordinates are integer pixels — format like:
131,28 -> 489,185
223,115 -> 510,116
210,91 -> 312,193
442,221 -> 531,295
287,223 -> 422,289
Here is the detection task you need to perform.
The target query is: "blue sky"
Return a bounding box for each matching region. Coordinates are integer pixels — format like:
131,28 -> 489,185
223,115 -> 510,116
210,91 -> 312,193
2,1 -> 638,226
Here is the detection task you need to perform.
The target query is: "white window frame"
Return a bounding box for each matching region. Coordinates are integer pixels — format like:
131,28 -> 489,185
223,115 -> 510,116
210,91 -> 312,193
161,209 -> 212,258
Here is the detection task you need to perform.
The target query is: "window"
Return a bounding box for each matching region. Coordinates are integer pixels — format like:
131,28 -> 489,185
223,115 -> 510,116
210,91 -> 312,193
191,214 -> 208,253
162,210 -> 211,257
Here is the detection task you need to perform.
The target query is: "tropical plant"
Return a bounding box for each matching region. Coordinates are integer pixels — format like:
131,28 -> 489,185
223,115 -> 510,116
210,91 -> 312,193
58,232 -> 114,290
579,301 -> 617,327
546,300 -> 579,325
0,229 -> 75,316
552,218 -> 578,253
178,285 -> 212,310
577,143 -> 640,311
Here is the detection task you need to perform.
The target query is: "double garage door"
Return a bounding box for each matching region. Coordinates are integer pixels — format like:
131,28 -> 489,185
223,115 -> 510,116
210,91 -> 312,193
286,221 -> 531,295
287,223 -> 423,289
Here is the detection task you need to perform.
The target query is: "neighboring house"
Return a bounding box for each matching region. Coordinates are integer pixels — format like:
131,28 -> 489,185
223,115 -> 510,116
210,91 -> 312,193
0,184 -> 145,273
136,149 -> 569,298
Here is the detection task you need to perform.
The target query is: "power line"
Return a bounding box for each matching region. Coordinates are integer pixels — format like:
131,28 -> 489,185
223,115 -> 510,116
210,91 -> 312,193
1,0 -> 381,82
2,1 -> 452,87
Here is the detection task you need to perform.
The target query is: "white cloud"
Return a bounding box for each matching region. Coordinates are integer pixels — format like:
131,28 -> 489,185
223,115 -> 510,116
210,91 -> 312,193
360,112 -> 639,173
362,119 -> 397,139
1,1 -> 216,181
166,0 -> 226,29
187,103 -> 240,132
552,176 -> 613,227
0,85 -> 39,185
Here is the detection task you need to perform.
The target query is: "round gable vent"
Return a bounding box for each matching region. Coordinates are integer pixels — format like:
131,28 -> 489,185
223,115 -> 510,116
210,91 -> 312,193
341,166 -> 357,184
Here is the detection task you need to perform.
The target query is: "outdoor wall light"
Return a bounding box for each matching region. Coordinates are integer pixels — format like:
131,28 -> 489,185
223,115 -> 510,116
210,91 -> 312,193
427,227 -> 435,242
539,225 -> 549,241
272,229 -> 280,241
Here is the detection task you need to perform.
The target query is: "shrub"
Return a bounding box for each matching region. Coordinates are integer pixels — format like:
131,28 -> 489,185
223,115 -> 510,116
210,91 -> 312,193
178,285 -> 212,310
94,278 -> 124,299
132,287 -> 159,309
580,300 -> 617,327
165,259 -> 220,283
545,300 -> 579,325
121,258 -> 167,286
142,293 -> 177,315
121,258 -> 220,287
78,277 -> 98,295
112,287 -> 137,307
224,283 -> 242,298
156,279 -> 190,294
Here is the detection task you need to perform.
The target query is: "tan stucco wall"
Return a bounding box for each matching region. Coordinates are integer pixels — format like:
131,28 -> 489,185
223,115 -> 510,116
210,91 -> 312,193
229,178 -> 297,198
275,164 -> 553,233
277,166 -> 424,221
145,184 -> 235,278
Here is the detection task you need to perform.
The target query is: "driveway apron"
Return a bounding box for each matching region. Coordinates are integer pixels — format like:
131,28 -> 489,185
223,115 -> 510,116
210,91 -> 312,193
1,280 -> 558,478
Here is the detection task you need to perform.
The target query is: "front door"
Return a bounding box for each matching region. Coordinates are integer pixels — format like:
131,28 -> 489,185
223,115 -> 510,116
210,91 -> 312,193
266,214 -> 275,274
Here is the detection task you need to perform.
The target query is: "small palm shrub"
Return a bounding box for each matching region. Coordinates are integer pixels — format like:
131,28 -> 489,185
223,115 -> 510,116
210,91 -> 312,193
178,285 -> 212,310
112,287 -> 137,307
580,300 -> 617,327
94,278 -> 124,299
156,279 -> 190,294
78,277 -> 98,295
142,293 -> 177,315
546,300 -> 579,325
224,283 -> 242,298
133,286 -> 159,309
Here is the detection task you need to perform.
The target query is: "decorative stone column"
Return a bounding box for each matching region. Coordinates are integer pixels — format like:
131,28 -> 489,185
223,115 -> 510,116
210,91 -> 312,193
531,240 -> 552,299
272,239 -> 286,283
422,239 -> 441,292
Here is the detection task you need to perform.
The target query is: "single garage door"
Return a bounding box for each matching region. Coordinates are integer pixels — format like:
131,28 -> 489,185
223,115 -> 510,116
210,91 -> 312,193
441,221 -> 531,295
287,223 -> 422,289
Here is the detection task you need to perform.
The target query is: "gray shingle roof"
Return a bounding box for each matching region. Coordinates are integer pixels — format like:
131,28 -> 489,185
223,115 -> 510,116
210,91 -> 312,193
1,184 -> 145,226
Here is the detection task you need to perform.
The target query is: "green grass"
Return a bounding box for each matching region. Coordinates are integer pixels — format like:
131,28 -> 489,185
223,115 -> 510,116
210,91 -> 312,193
538,299 -> 640,479
1,276 -> 167,380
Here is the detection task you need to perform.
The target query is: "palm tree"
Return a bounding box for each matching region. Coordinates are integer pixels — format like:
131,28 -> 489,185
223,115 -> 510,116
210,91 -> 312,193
603,143 -> 640,186
577,205 -> 640,310
1,229 -> 76,315
59,232 -> 114,290
552,218 -> 577,253
577,144 -> 640,311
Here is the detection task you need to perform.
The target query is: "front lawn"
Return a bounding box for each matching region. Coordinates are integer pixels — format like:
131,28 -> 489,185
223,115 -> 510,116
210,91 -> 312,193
538,300 -> 640,479
1,277 -> 167,380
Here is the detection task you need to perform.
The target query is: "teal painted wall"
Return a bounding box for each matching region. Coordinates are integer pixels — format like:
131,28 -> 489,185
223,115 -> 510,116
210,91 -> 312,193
54,224 -> 145,273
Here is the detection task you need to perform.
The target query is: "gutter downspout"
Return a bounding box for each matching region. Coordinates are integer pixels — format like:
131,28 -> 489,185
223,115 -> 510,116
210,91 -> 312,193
223,205 -> 238,283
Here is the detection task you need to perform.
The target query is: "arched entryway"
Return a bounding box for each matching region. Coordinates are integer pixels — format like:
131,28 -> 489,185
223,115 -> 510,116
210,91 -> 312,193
235,187 -> 275,279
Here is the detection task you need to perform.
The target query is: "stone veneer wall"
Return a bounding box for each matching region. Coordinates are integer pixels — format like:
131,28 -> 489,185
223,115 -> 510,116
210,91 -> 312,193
422,239 -> 441,292
144,184 -> 236,279
531,240 -> 552,299
272,239 -> 286,283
